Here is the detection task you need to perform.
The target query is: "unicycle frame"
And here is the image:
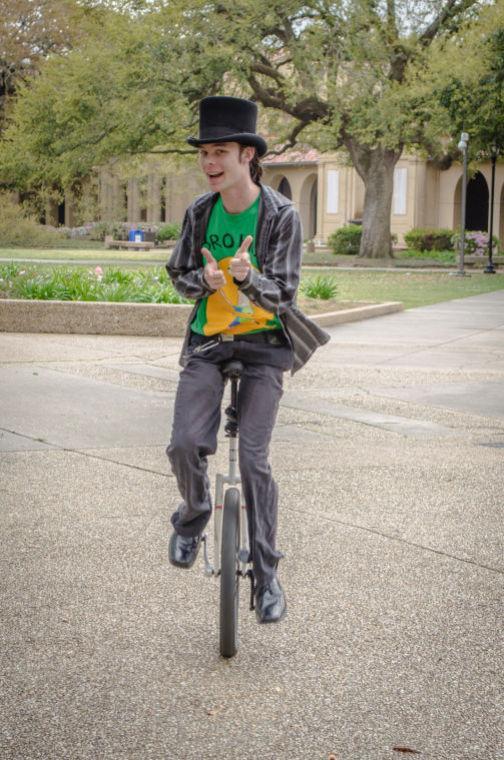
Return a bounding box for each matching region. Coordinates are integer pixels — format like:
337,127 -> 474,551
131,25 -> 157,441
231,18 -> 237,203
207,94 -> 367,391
201,363 -> 253,658
202,368 -> 251,583
213,378 -> 249,578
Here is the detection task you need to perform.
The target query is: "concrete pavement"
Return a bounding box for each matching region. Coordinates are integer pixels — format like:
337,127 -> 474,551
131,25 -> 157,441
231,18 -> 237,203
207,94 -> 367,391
1,290 -> 503,760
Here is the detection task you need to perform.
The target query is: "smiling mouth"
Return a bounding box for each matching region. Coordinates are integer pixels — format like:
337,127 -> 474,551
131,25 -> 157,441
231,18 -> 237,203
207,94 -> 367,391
207,172 -> 224,179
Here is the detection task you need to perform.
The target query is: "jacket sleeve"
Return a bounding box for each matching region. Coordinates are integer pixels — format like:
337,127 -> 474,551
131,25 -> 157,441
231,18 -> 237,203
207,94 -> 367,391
237,204 -> 302,315
165,208 -> 214,300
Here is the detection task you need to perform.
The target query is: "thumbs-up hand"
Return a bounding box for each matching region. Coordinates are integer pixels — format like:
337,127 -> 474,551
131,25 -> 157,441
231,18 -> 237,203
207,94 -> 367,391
202,248 -> 226,290
229,235 -> 253,282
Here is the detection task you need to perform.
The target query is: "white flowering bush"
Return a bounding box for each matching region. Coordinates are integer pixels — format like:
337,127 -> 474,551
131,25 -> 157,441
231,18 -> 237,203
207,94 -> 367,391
452,231 -> 499,257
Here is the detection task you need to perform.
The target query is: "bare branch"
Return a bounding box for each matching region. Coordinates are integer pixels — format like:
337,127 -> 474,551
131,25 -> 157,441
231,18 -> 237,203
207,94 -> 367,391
420,0 -> 479,46
250,61 -> 285,85
248,73 -> 329,122
248,73 -> 291,112
265,119 -> 310,156
136,147 -> 195,155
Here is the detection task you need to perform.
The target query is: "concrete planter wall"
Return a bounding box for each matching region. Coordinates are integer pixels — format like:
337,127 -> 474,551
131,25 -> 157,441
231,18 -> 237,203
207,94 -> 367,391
0,299 -> 403,336
0,300 -> 193,337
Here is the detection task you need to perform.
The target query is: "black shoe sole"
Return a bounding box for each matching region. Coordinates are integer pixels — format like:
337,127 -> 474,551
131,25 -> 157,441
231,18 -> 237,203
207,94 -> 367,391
168,533 -> 201,569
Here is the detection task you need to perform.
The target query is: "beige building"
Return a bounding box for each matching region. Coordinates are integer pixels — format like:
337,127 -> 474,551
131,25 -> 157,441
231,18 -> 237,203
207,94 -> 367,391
54,151 -> 504,247
263,151 -> 504,246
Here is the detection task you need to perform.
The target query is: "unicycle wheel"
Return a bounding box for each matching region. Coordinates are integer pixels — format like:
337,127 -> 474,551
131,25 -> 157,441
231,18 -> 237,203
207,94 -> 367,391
220,487 -> 241,658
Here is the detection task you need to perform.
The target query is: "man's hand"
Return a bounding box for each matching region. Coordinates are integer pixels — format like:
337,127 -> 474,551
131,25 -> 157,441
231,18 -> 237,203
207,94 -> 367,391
229,235 -> 253,282
202,248 -> 226,290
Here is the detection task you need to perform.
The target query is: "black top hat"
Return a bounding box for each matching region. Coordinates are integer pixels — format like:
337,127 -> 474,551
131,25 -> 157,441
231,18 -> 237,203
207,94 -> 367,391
187,96 -> 267,157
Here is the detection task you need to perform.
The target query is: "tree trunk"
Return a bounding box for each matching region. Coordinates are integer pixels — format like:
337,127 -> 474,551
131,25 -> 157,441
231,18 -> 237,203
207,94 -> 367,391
346,141 -> 402,259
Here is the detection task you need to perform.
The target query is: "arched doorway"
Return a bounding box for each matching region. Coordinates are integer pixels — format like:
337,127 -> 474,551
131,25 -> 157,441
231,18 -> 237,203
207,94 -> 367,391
299,174 -> 318,240
278,176 -> 292,200
57,200 -> 65,226
466,171 -> 489,231
454,171 -> 489,231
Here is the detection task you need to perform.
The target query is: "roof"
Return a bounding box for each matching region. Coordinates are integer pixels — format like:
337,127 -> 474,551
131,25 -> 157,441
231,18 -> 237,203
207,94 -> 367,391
263,148 -> 320,166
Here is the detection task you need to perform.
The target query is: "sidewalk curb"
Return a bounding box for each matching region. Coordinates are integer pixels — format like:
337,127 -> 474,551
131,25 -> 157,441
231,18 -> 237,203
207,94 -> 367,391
0,299 -> 404,336
312,301 -> 404,326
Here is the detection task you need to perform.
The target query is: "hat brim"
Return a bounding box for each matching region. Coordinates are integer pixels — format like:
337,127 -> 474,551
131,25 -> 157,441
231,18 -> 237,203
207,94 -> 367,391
187,133 -> 267,157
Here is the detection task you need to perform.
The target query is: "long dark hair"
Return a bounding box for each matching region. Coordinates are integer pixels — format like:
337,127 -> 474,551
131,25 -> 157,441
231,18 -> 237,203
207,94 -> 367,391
240,145 -> 263,185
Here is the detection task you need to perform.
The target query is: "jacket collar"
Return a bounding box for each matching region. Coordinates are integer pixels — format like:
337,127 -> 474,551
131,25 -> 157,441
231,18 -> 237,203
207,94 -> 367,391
191,184 -> 292,267
192,183 -> 292,220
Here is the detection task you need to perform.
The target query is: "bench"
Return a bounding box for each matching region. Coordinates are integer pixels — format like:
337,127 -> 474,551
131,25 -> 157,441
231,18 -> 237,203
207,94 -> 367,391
105,235 -> 154,251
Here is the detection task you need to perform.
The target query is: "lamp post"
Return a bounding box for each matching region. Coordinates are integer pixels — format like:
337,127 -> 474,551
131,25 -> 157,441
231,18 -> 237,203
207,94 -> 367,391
485,142 -> 498,274
457,132 -> 469,276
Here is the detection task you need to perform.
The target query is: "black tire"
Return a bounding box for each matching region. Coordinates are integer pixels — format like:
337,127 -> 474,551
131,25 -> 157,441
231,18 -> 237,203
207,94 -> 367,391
220,487 -> 241,658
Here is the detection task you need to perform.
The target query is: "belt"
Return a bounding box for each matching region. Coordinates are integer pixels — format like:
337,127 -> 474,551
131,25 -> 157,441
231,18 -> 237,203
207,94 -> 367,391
190,329 -> 287,347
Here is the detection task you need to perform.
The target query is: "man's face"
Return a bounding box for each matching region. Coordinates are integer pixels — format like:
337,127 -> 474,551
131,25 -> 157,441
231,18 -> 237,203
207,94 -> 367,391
198,142 -> 254,193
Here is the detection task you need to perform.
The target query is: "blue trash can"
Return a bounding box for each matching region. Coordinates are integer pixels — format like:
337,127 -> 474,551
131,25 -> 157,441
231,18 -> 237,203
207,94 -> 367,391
128,228 -> 144,242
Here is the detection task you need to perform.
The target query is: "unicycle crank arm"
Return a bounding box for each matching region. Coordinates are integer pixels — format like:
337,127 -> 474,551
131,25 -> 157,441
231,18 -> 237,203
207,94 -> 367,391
201,533 -> 215,576
245,569 -> 255,611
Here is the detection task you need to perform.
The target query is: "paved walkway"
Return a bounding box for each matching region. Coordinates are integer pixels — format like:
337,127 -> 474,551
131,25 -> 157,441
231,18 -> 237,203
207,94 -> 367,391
1,291 -> 503,760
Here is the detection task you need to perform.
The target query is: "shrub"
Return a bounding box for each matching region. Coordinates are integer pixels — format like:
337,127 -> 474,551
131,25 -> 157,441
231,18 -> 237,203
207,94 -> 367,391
88,222 -> 128,241
327,225 -> 398,255
0,193 -> 64,247
451,230 -> 499,257
301,275 -> 338,300
157,222 -> 181,242
327,224 -> 362,256
404,228 -> 454,252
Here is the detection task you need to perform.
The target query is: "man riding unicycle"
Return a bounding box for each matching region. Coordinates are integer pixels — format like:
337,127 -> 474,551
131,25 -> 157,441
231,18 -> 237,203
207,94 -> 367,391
166,96 -> 329,624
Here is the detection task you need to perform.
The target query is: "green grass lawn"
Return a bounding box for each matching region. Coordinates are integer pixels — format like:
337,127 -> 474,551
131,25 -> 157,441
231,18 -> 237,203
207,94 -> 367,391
0,246 -> 168,262
397,249 -> 456,263
1,244 -> 493,270
315,269 -> 504,309
302,249 -> 443,266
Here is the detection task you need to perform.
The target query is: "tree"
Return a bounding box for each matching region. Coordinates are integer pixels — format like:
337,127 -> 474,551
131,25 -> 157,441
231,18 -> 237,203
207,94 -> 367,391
157,0 -> 485,257
0,0 -> 85,132
0,5 -> 211,195
1,0 -> 490,254
435,3 -> 504,159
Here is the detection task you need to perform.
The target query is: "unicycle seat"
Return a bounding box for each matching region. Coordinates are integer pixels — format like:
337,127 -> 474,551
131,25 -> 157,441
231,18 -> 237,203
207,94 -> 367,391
221,359 -> 244,379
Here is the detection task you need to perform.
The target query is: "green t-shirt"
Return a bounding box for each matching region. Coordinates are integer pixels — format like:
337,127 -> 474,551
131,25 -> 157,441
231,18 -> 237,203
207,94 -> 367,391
191,194 -> 282,336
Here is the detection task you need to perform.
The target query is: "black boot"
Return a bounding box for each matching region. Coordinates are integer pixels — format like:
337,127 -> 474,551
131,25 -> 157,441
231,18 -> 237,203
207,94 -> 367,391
255,576 -> 287,623
168,532 -> 201,569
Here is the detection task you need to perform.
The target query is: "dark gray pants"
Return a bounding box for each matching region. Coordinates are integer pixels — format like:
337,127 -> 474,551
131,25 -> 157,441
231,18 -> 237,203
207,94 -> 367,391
167,336 -> 292,586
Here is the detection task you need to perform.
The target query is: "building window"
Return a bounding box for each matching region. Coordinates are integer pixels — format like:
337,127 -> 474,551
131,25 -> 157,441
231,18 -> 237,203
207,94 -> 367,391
326,170 -> 339,213
393,167 -> 407,215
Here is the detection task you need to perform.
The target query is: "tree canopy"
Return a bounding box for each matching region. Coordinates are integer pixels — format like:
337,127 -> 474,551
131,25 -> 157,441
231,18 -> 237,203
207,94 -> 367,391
1,0 -> 501,254
435,2 -> 504,159
0,0 -> 86,131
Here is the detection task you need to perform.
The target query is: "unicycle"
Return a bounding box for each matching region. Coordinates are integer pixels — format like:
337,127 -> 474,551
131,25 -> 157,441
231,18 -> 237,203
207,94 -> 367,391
201,359 -> 255,658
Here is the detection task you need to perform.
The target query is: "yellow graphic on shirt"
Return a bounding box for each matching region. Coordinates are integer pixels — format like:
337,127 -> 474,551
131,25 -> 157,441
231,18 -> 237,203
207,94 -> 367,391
204,256 -> 276,336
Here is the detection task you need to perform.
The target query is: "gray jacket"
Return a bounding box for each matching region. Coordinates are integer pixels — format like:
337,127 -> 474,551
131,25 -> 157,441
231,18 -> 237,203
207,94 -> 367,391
166,184 -> 330,374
